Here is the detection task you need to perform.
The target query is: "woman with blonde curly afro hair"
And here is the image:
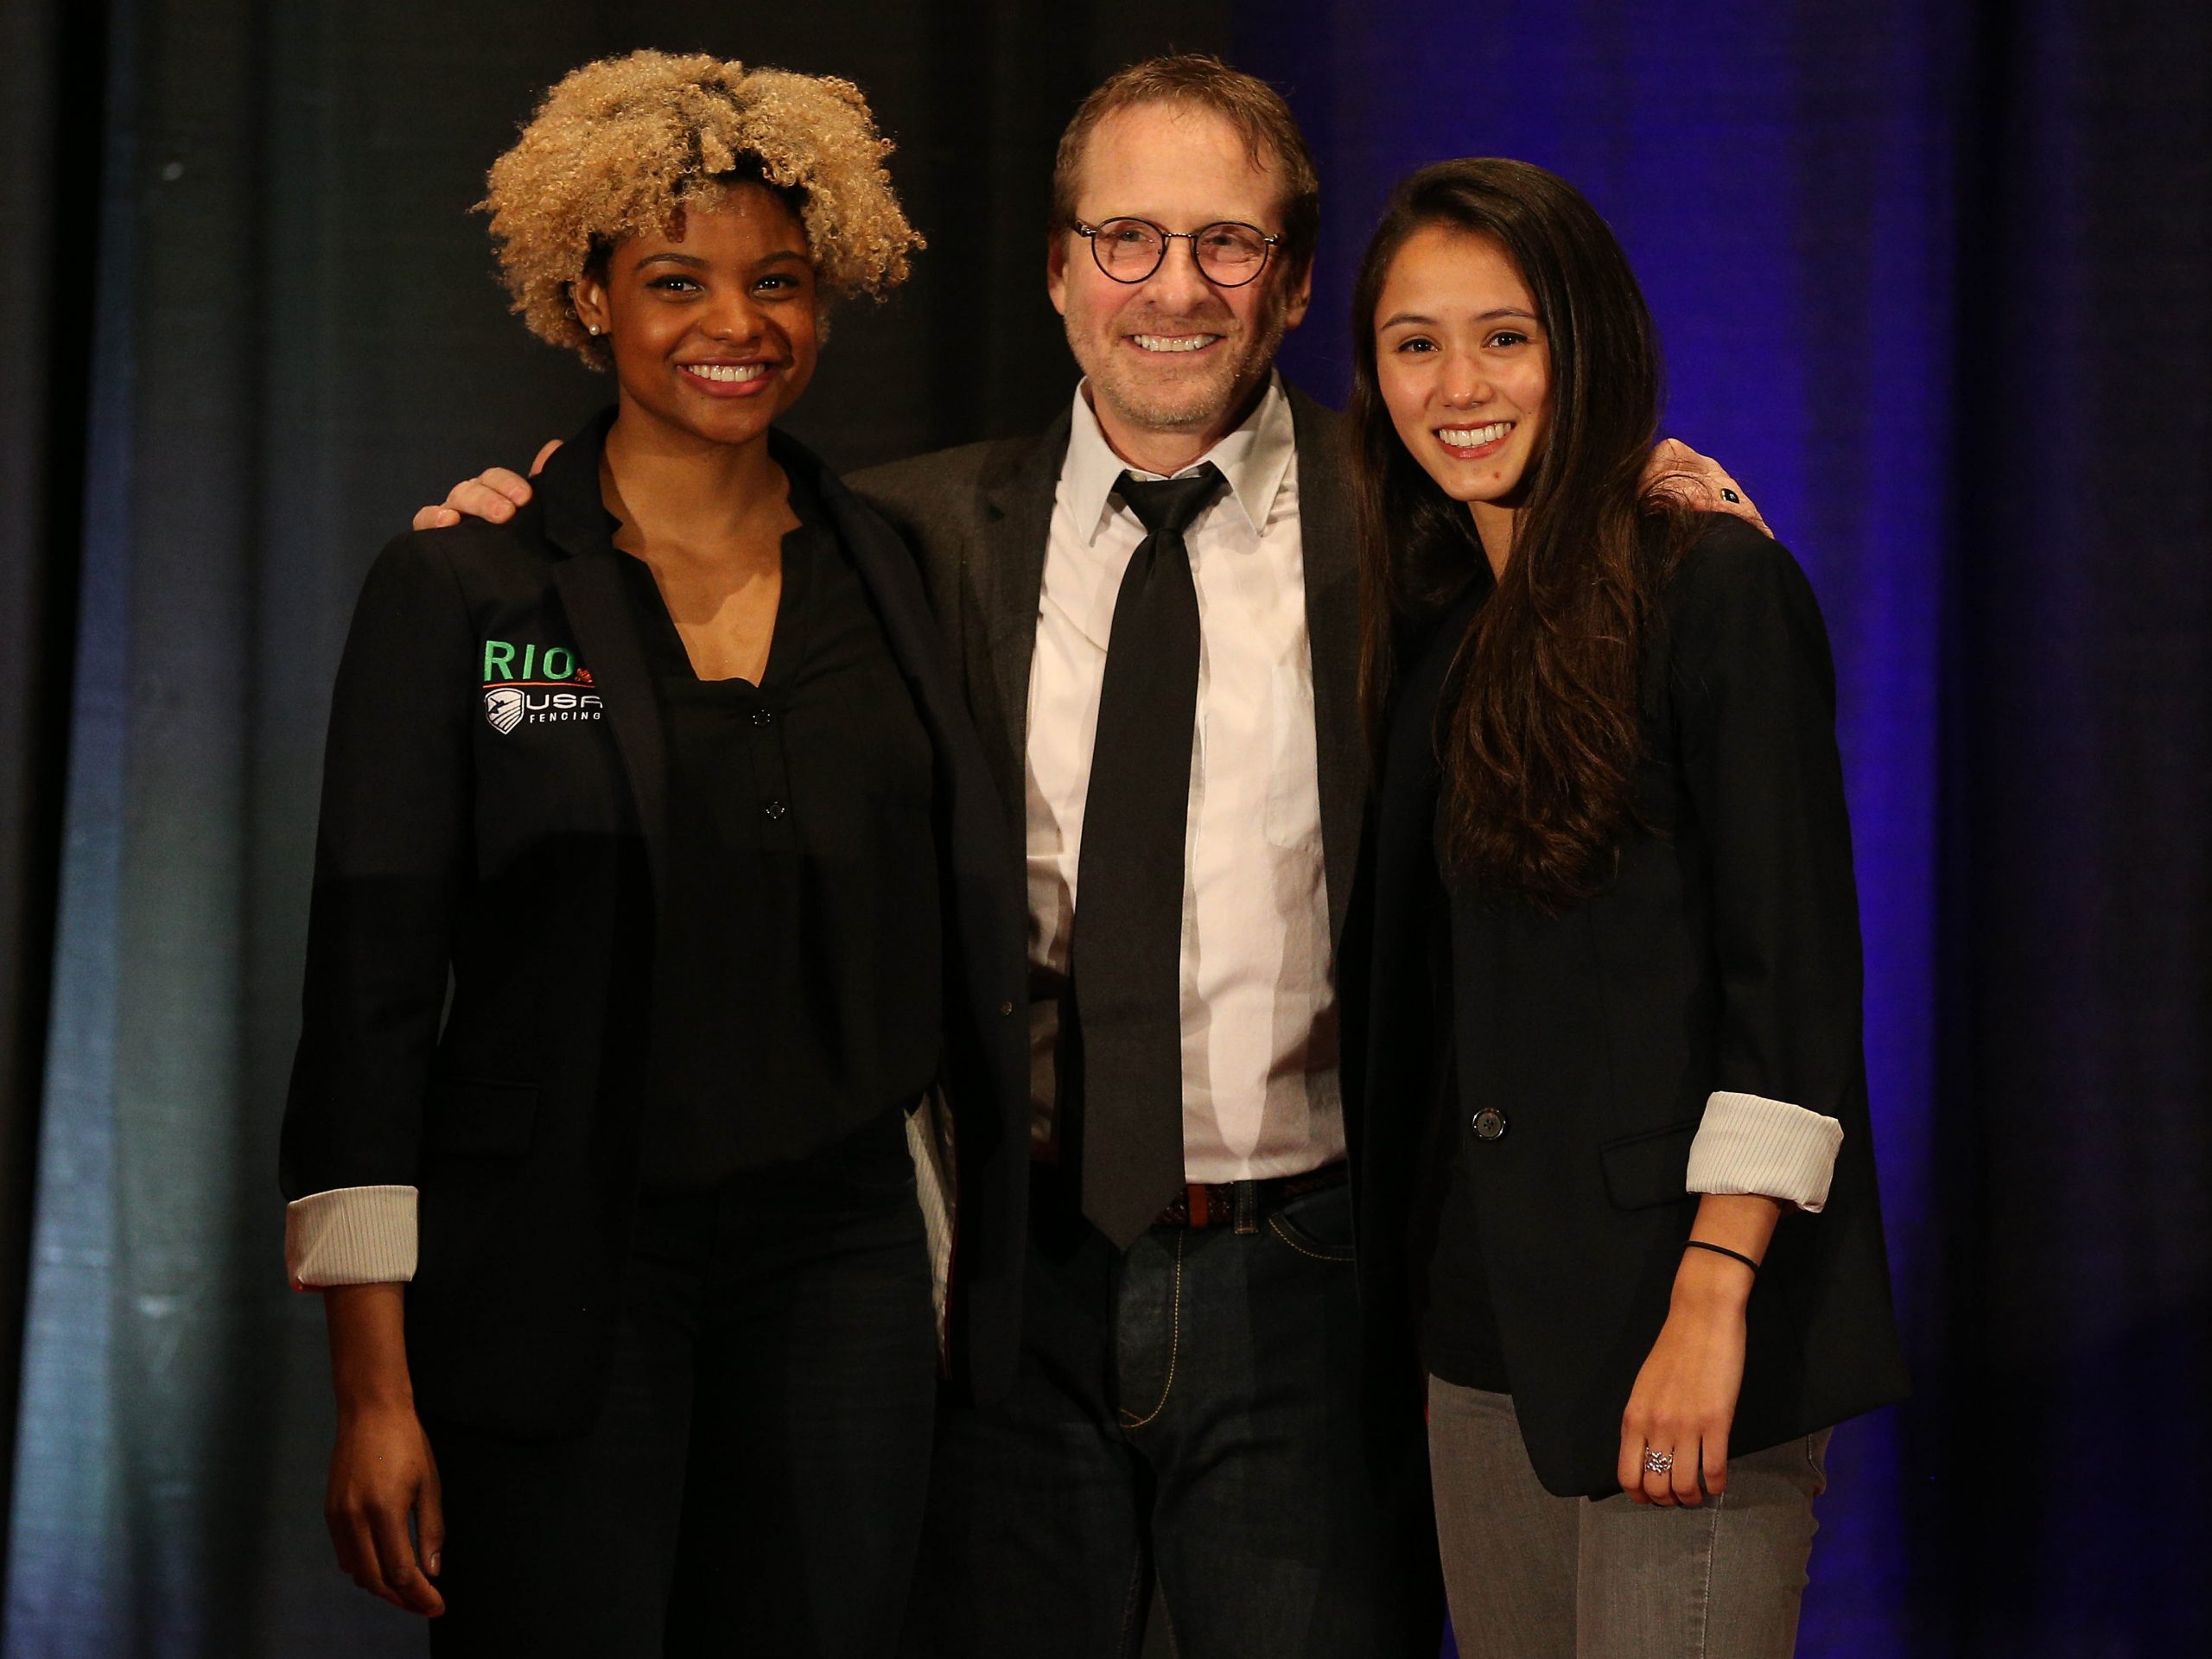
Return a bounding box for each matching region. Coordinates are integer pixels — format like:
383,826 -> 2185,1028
281,50 -> 1029,1655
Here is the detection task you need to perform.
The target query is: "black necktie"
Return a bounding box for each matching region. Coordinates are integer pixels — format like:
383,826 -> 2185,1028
1072,464 -> 1225,1249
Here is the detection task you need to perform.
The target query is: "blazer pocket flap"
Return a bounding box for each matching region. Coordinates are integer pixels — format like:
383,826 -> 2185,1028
427,1077 -> 540,1157
1600,1118 -> 1701,1211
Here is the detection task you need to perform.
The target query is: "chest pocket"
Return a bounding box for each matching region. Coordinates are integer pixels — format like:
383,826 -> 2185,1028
1263,660 -> 1322,848
471,680 -> 633,876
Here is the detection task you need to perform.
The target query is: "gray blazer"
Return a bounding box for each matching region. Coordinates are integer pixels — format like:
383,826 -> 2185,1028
847,382 -> 1368,959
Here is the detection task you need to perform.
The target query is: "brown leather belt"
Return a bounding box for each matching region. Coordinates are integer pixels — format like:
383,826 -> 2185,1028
1154,1161 -> 1347,1232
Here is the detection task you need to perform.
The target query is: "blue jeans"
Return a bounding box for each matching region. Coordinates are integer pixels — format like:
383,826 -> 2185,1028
902,1167 -> 1441,1658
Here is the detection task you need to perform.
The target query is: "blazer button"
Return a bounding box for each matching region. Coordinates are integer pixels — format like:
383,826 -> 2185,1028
998,1001 -> 1014,1016
764,800 -> 788,820
752,709 -> 775,728
1471,1108 -> 1509,1142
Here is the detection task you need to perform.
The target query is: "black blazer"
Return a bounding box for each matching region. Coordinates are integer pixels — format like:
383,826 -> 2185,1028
1354,514 -> 1910,1497
280,412 -> 1031,1434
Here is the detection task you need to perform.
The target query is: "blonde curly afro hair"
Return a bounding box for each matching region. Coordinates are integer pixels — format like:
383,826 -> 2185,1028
480,50 -> 923,365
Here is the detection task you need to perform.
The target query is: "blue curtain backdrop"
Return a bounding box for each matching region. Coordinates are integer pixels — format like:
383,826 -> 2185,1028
4,0 -> 2206,1654
1243,3 -> 1959,1643
1237,0 -> 2209,1652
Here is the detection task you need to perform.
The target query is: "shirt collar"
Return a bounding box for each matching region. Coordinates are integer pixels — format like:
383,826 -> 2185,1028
1063,370 -> 1297,544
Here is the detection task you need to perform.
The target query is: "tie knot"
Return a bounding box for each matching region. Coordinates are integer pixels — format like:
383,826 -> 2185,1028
1116,464 -> 1225,536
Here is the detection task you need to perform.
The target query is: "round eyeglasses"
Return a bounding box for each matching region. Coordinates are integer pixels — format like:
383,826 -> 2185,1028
1071,217 -> 1281,288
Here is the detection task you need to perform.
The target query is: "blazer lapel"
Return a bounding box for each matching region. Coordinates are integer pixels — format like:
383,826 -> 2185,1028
976,410 -> 1069,819
553,559 -> 666,892
817,473 -> 968,741
1287,385 -> 1368,950
537,419 -> 669,899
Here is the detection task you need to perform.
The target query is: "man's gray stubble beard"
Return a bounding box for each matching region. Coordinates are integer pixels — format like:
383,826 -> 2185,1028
1075,285 -> 1293,437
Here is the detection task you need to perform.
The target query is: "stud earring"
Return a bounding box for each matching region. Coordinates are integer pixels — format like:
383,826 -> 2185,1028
587,324 -> 601,336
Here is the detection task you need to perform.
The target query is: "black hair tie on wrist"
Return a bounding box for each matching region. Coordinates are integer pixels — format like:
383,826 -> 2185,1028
1684,1238 -> 1761,1274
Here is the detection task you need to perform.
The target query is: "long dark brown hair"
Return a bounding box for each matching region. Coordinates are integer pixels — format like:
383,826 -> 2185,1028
1351,158 -> 1689,906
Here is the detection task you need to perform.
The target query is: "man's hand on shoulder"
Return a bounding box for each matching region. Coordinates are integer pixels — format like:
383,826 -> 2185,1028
410,439 -> 564,531
1645,439 -> 1771,537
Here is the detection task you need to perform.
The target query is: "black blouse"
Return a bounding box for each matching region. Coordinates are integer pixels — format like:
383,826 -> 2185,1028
620,469 -> 941,1190
1376,581 -> 1512,1392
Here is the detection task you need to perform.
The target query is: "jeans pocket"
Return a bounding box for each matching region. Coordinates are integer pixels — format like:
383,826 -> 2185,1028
828,1105 -> 923,1198
1803,1427 -> 1833,1497
1266,1185 -> 1356,1262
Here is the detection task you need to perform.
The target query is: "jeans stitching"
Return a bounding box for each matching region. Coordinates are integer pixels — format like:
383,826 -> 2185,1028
1265,1212 -> 1353,1262
1803,1433 -> 1827,1495
1693,1484 -> 1725,1656
1117,1231 -> 1183,1430
1116,1548 -> 1148,1656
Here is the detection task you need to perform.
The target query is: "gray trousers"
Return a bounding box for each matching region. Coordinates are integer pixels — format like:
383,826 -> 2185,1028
1427,1378 -> 1829,1659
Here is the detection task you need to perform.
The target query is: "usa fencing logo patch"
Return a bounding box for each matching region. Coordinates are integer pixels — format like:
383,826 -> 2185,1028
481,638 -> 603,732
484,685 -> 526,734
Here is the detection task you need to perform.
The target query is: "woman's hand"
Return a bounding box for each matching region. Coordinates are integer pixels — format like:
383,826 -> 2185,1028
1616,1193 -> 1781,1506
1617,1255 -> 1751,1505
327,1399 -> 447,1615
321,1282 -> 445,1616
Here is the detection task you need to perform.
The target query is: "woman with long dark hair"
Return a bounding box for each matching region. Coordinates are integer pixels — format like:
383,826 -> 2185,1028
1347,157 -> 1907,1655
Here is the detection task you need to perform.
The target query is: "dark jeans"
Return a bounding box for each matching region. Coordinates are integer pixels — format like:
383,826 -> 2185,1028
902,1167 -> 1440,1659
425,1108 -> 937,1658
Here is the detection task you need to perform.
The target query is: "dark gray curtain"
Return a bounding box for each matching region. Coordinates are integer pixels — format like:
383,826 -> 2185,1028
1929,2 -> 2211,1649
0,0 -> 102,1591
1,3 -> 1227,1652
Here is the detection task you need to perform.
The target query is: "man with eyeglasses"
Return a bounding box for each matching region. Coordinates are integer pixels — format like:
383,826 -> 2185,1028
858,57 -> 1445,1656
417,53 -> 1755,1657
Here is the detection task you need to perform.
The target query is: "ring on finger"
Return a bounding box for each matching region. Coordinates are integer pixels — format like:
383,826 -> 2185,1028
1643,1446 -> 1674,1476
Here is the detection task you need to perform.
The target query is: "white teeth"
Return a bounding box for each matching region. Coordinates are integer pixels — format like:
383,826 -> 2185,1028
684,363 -> 769,383
1439,422 -> 1510,448
1131,334 -> 1219,353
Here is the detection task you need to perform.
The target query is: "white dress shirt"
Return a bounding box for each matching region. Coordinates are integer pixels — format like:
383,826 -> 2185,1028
1026,373 -> 1342,1183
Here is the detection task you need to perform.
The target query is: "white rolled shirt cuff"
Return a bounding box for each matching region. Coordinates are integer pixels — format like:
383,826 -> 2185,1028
1684,1091 -> 1844,1212
285,1185 -> 418,1288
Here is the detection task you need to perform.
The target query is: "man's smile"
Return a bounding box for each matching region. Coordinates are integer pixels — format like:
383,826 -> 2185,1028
1128,332 -> 1224,354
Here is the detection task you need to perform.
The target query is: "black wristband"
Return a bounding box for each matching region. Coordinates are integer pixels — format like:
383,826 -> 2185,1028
1684,1238 -> 1760,1274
